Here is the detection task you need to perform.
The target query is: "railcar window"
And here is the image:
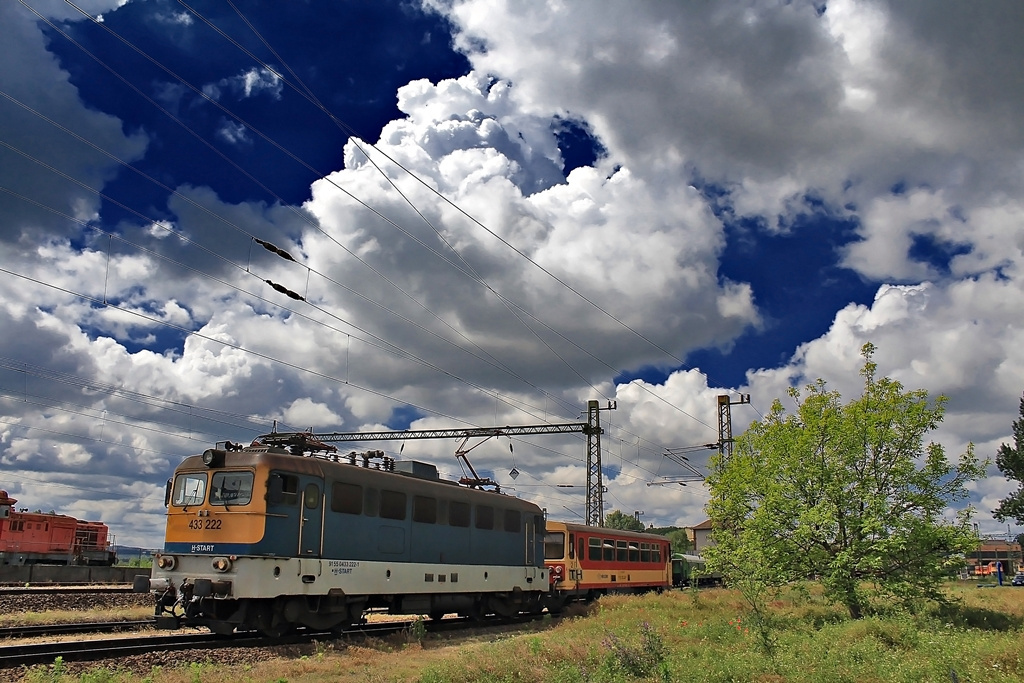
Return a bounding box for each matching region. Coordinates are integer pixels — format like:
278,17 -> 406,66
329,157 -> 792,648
653,545 -> 662,563
171,473 -> 207,507
267,473 -> 299,506
603,540 -> 615,562
209,472 -> 254,506
503,509 -> 521,533
331,482 -> 362,515
640,543 -> 651,562
449,501 -> 470,527
569,533 -> 575,559
629,542 -> 640,562
588,537 -> 601,561
616,540 -> 628,562
413,496 -> 437,524
475,505 -> 494,530
544,532 -> 566,559
380,490 -> 407,520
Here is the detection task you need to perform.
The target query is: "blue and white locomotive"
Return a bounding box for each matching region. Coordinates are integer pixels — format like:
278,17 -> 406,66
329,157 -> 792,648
135,435 -> 547,635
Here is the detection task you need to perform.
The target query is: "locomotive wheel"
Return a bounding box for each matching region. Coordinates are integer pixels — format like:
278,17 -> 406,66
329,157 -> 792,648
429,610 -> 446,621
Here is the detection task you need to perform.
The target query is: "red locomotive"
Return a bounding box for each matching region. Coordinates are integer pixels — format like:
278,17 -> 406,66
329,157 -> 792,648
0,491 -> 116,566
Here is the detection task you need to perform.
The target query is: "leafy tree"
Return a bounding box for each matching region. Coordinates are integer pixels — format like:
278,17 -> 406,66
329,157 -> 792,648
704,343 -> 984,620
604,509 -> 645,532
666,528 -> 692,555
993,394 -> 1024,525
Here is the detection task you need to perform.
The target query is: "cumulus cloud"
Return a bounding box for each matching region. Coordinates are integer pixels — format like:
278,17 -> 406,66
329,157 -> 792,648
3,0 -> 1024,544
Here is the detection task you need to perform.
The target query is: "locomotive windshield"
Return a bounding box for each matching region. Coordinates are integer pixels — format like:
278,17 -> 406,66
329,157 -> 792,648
209,471 -> 254,506
170,473 -> 207,507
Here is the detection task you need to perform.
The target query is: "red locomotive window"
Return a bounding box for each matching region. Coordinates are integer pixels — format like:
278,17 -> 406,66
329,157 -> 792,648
603,539 -> 615,562
653,544 -> 662,563
544,532 -> 565,559
641,543 -> 650,562
588,537 -> 601,561
616,540 -> 628,562
629,542 -> 640,562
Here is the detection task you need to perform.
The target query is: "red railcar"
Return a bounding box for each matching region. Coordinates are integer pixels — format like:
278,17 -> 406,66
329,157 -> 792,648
543,520 -> 671,610
0,491 -> 116,566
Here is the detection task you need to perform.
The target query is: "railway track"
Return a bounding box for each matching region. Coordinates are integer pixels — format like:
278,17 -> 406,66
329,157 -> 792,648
0,585 -> 134,595
0,614 -> 548,670
0,620 -> 153,639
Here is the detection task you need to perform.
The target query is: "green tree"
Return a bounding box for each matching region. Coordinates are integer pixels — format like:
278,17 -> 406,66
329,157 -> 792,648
993,394 -> 1024,525
666,528 -> 692,555
605,509 -> 645,531
704,343 -> 984,620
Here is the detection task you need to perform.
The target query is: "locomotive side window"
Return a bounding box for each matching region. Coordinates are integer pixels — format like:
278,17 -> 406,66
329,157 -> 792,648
331,482 -> 362,515
449,501 -> 470,527
380,490 -> 407,520
568,533 -> 575,559
503,509 -> 521,533
629,542 -> 640,562
171,473 -> 207,507
210,472 -> 253,506
588,537 -> 601,561
412,496 -> 437,524
436,499 -> 449,525
544,531 -> 565,559
267,473 -> 299,505
303,484 -> 320,509
475,505 -> 494,530
640,543 -> 651,562
603,539 -> 615,562
616,540 -> 628,562
652,544 -> 662,563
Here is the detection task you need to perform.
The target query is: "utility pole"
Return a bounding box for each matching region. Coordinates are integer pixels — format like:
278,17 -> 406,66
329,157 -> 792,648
717,393 -> 751,458
585,399 -> 615,527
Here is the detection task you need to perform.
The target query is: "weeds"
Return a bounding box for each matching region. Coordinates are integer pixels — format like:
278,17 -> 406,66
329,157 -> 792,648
600,621 -> 668,680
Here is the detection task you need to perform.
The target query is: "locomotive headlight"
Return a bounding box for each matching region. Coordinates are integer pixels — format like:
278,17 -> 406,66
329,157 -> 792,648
211,556 -> 232,572
156,554 -> 177,570
201,449 -> 225,467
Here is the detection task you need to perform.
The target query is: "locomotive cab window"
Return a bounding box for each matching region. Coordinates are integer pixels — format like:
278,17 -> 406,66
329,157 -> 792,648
209,471 -> 254,506
267,473 -> 299,506
171,473 -> 207,507
544,531 -> 565,560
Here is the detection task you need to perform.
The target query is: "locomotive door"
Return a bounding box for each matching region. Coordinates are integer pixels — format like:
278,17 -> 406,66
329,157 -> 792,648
298,479 -> 323,557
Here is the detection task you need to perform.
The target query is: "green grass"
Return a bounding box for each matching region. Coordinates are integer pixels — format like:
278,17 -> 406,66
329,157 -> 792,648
20,582 -> 1024,682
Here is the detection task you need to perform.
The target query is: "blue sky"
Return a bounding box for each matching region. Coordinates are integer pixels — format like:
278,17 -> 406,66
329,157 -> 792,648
2,0 -> 1023,546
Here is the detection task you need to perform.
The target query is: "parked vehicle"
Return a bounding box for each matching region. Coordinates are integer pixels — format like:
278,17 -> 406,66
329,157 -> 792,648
1012,572 -> 1024,587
